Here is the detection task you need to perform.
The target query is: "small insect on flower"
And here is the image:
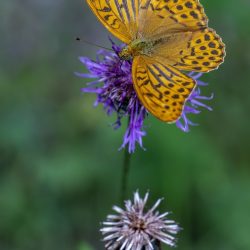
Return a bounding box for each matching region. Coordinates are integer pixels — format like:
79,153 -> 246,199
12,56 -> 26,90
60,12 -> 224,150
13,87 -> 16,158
77,0 -> 225,153
77,42 -> 213,152
100,191 -> 181,250
85,0 -> 225,123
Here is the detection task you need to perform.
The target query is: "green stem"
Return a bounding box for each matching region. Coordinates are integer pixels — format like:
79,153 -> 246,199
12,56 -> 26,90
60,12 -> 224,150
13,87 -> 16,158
121,147 -> 131,204
155,240 -> 162,250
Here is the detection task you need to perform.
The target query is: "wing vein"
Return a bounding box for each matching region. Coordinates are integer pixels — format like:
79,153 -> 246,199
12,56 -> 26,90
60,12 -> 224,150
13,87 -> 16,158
122,0 -> 131,22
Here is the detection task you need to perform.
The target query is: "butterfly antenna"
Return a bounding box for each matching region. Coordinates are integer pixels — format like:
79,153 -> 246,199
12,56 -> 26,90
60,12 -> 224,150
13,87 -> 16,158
76,37 -> 113,51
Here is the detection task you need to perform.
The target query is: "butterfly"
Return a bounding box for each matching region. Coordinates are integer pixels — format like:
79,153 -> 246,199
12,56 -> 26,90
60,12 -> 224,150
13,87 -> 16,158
86,0 -> 225,122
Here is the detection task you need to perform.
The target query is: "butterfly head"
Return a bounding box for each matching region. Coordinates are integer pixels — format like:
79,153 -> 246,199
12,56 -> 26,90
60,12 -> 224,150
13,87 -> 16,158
119,46 -> 133,61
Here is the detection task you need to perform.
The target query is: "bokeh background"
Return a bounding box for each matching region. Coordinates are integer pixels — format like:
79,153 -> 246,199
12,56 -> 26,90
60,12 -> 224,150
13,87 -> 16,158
1,0 -> 250,249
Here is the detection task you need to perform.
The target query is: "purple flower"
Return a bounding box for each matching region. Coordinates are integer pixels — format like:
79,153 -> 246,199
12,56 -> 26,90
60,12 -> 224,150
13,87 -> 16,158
77,41 -> 213,153
100,191 -> 181,250
176,72 -> 214,132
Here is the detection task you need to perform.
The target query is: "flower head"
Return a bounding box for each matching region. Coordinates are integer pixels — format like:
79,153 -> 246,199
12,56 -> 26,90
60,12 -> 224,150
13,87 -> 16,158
77,41 -> 213,153
100,191 -> 180,250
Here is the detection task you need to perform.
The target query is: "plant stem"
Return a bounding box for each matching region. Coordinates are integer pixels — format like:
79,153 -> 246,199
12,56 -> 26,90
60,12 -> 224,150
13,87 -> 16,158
155,240 -> 162,250
120,146 -> 131,204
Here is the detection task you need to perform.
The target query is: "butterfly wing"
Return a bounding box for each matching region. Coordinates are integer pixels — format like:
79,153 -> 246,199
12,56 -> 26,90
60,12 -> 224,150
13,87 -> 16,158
138,0 -> 208,38
151,27 -> 225,72
137,0 -> 225,72
132,56 -> 196,122
86,0 -> 140,43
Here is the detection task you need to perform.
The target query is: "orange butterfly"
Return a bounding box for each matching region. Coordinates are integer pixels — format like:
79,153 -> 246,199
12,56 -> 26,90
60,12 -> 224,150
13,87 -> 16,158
86,0 -> 225,122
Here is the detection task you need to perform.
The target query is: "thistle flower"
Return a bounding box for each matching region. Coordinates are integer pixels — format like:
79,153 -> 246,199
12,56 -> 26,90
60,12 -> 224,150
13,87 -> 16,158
100,191 -> 180,250
77,41 -> 213,153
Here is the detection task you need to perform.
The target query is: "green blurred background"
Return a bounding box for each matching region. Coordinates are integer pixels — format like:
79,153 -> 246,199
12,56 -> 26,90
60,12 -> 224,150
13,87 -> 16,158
1,0 -> 250,249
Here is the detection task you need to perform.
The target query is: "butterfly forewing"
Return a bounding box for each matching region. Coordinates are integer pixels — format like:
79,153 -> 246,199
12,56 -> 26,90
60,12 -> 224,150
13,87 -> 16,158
138,0 -> 208,39
132,56 -> 196,122
154,0 -> 208,28
86,0 -> 139,43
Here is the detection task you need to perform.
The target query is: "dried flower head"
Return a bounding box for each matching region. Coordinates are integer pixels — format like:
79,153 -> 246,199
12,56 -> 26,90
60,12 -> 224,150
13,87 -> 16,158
100,191 -> 181,250
77,41 -> 213,153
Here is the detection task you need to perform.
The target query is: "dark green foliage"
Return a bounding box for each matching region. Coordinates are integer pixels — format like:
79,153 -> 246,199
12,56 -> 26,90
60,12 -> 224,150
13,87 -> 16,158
0,0 -> 250,249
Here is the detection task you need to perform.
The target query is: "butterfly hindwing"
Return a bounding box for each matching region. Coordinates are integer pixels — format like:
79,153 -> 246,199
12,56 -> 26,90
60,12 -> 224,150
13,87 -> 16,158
175,28 -> 225,72
132,56 -> 196,122
86,0 -> 139,43
151,28 -> 225,72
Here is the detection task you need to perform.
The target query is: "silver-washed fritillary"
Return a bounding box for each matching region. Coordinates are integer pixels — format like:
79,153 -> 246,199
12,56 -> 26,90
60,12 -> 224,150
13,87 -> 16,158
86,0 -> 225,122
